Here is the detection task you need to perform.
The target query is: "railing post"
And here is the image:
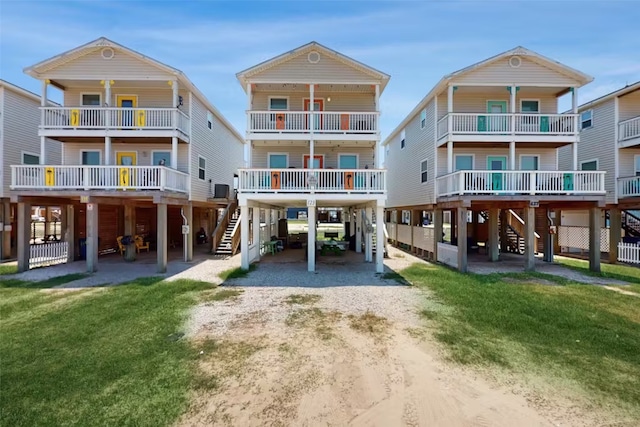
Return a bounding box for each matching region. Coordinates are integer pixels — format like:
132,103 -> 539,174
160,168 -> 166,191
600,172 -> 605,193
530,171 -> 536,195
83,166 -> 90,190
458,172 -> 465,195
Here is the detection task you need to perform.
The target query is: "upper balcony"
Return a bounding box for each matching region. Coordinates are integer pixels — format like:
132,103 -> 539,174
619,116 -> 640,147
41,106 -> 190,141
247,111 -> 378,139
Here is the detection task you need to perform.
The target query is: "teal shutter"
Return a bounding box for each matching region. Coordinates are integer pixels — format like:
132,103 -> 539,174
491,173 -> 503,191
478,115 -> 487,132
563,173 -> 574,191
540,116 -> 549,132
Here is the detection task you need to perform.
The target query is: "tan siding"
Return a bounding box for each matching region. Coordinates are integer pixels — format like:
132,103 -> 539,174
251,144 -> 375,169
449,92 -> 558,113
44,48 -> 172,81
1,87 -> 61,196
190,95 -> 244,202
453,56 -> 580,86
63,87 -> 190,110
618,90 -> 640,122
386,99 -> 436,207
249,52 -> 375,84
619,148 -> 640,177
252,91 -> 374,112
437,147 -> 558,176
62,142 -> 189,171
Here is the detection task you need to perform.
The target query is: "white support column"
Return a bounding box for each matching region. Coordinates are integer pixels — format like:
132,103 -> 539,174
375,203 -> 384,273
447,141 -> 453,173
40,80 -> 48,164
104,80 -> 111,106
355,208 -> 362,253
252,206 -> 260,263
171,137 -> 178,170
246,83 -> 252,133
309,83 -> 315,165
447,84 -> 454,136
510,85 -> 516,170
240,204 -> 249,269
105,136 -> 111,166
572,87 -> 579,168
572,142 -> 578,170
365,206 -> 373,262
104,80 -> 111,165
171,79 -> 179,161
509,141 -> 516,170
307,205 -> 316,272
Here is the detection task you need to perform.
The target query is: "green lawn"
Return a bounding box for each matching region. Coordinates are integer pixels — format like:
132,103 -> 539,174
401,263 -> 640,417
0,263 -> 18,275
555,256 -> 640,293
0,276 -> 215,427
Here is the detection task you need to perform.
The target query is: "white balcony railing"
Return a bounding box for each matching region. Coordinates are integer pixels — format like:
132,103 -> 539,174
11,165 -> 189,193
619,116 -> 640,142
618,176 -> 640,198
41,107 -> 190,135
436,170 -> 605,197
247,111 -> 378,134
238,168 -> 386,193
437,113 -> 578,139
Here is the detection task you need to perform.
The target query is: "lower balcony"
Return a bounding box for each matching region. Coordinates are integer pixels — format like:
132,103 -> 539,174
11,165 -> 189,194
238,168 -> 386,194
619,116 -> 640,147
437,170 -> 606,197
618,176 -> 640,198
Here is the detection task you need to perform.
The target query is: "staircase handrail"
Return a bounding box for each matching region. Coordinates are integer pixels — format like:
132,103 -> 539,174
507,209 -> 540,239
211,200 -> 237,253
230,216 -> 242,255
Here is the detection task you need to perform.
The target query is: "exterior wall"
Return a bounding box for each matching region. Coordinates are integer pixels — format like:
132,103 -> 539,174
252,91 -> 374,112
190,95 -> 244,202
453,56 -> 580,87
62,142 -> 189,171
43,48 -> 173,81
250,144 -> 375,169
619,147 -> 640,177
63,87 -> 190,110
559,98 -> 616,204
1,86 -> 61,197
443,91 -> 558,116
385,99 -> 436,208
248,51 -> 375,84
618,89 -> 640,122
437,146 -> 558,176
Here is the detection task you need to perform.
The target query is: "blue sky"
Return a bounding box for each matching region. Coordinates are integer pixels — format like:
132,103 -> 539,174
1,0 -> 638,138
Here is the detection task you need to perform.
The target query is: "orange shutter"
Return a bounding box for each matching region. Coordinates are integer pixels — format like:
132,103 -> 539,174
344,171 -> 354,190
276,114 -> 285,130
340,114 -> 350,130
271,171 -> 281,189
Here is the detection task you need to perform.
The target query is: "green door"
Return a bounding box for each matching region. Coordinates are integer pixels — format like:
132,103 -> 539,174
486,101 -> 508,132
487,156 -> 507,191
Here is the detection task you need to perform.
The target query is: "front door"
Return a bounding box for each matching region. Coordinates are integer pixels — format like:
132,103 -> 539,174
486,100 -> 508,132
487,156 -> 507,191
304,99 -> 324,130
303,155 -> 323,169
117,96 -> 137,127
116,152 -> 137,188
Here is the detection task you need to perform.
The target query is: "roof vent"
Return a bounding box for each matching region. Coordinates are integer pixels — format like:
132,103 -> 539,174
308,51 -> 321,64
509,56 -> 522,68
101,47 -> 115,60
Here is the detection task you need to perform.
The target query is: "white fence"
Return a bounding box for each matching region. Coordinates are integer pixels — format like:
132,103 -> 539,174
437,242 -> 458,269
437,113 -> 578,139
11,165 -> 189,193
619,116 -> 640,142
238,168 -> 386,193
618,242 -> 640,264
247,111 -> 378,134
30,241 -> 68,269
437,170 -> 606,197
618,176 -> 640,198
558,226 -> 610,252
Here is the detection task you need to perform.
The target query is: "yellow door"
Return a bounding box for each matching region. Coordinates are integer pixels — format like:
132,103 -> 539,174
116,152 -> 137,187
116,95 -> 137,127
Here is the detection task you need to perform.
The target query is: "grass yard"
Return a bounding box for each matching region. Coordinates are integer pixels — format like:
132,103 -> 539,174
0,263 -> 18,275
400,263 -> 640,417
0,275 -> 215,427
555,256 -> 640,293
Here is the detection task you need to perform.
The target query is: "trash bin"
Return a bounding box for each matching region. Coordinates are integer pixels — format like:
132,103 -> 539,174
121,235 -> 136,262
78,238 -> 87,260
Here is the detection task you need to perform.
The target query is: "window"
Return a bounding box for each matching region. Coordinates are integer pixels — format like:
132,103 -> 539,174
455,155 -> 473,171
521,100 -> 539,113
581,159 -> 598,171
81,151 -> 101,165
269,97 -> 288,110
198,156 -> 206,180
581,110 -> 593,129
268,153 -> 287,168
420,159 -> 428,183
207,111 -> 213,130
400,129 -> 406,149
22,152 -> 39,165
401,210 -> 410,225
338,154 -> 358,169
420,109 -> 426,129
520,155 -> 539,171
81,94 -> 101,106
152,151 -> 171,167
635,155 -> 640,176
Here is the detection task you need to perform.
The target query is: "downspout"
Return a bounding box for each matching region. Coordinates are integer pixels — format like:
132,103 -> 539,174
180,208 -> 188,262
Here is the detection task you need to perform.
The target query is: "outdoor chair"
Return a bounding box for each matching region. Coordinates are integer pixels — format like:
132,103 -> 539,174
116,236 -> 126,256
134,235 -> 150,253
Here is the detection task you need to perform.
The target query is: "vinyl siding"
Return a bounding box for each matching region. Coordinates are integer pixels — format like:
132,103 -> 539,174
618,89 -> 640,122
63,87 -> 190,110
250,144 -> 375,169
43,48 -> 172,81
453,56 -> 580,86
252,91 -> 374,112
437,147 -> 558,176
248,51 -> 375,84
619,148 -> 640,177
189,95 -> 244,202
62,142 -> 189,171
386,99 -> 436,208
1,87 -> 61,196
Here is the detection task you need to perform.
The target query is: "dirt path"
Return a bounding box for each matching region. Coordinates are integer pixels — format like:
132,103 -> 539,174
180,282 -> 560,426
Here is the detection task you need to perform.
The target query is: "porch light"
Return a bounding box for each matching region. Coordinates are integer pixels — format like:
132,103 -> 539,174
327,96 -> 331,102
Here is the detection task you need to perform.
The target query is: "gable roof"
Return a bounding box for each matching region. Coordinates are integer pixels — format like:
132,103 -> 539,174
23,37 -> 244,143
236,41 -> 390,91
383,46 -> 593,145
0,79 -> 59,106
578,80 -> 640,111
